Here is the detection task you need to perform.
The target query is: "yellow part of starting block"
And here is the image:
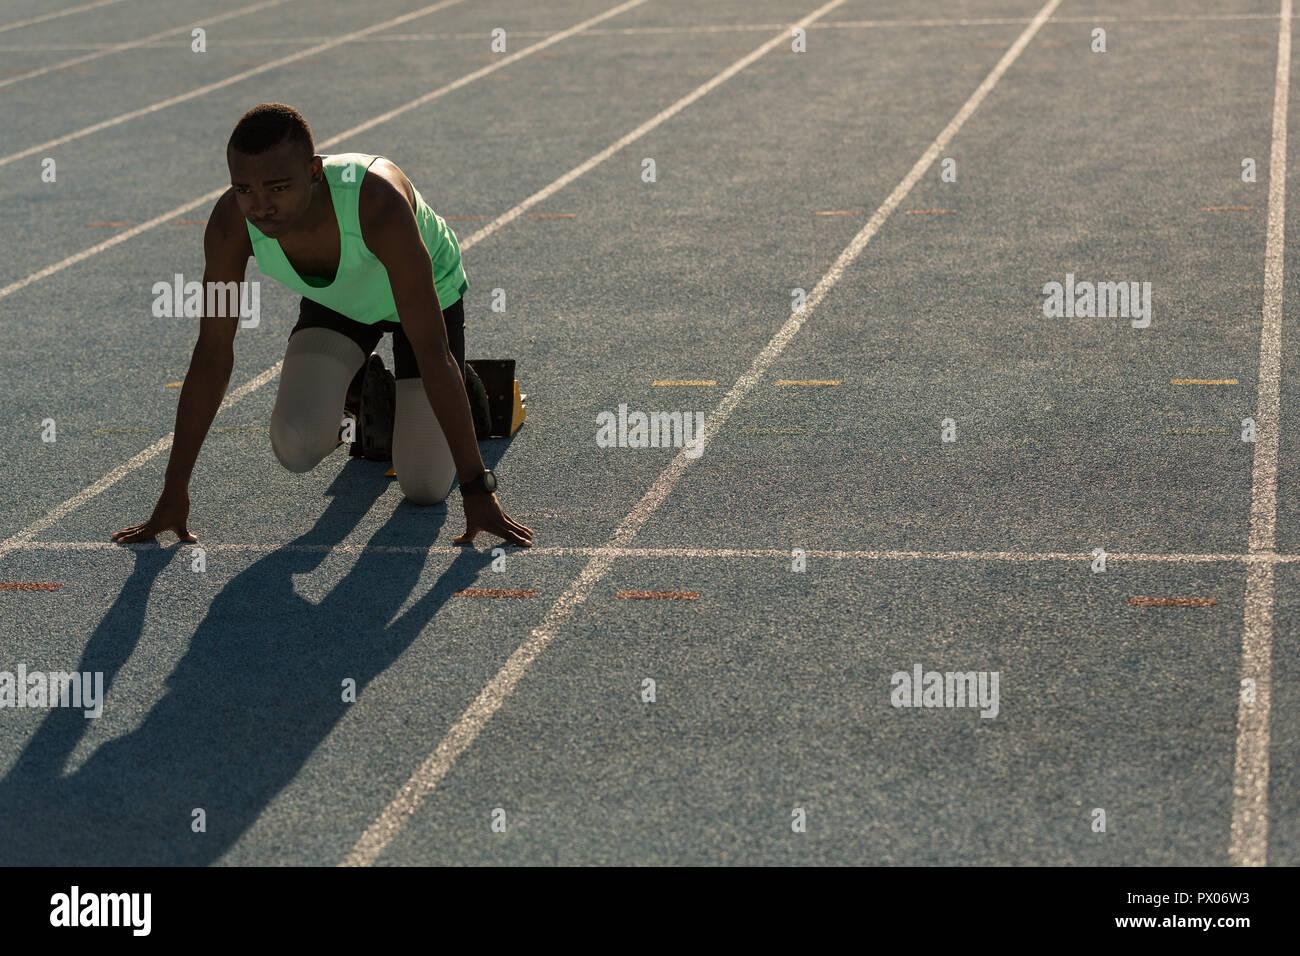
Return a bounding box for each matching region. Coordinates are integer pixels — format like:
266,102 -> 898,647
509,379 -> 526,436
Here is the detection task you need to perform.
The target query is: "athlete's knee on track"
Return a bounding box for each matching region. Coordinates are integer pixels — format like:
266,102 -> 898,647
270,414 -> 329,473
392,378 -> 456,504
399,472 -> 456,506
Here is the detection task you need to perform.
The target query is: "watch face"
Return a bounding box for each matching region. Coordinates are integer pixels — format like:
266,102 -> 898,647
484,470 -> 497,493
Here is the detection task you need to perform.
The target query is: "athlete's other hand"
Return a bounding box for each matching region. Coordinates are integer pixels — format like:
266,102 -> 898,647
112,486 -> 198,544
455,493 -> 533,547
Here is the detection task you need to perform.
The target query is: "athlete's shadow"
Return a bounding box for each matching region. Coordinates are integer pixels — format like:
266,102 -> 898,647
0,466 -> 499,865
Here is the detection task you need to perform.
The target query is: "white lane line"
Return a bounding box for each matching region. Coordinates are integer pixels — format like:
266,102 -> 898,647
309,0 -> 649,165
340,0 -> 1064,868
1234,561 -> 1276,867
451,1 -> 836,250
832,13 -> 1289,26
0,0 -> 646,302
0,0 -> 472,169
1231,0 -> 1291,870
0,0 -> 126,35
0,188 -> 227,301
2,11 -> 1290,50
0,365 -> 280,561
0,0 -> 296,91
3,542 -> 1276,563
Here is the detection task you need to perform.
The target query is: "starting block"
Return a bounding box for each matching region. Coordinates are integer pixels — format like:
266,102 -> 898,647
465,359 -> 526,439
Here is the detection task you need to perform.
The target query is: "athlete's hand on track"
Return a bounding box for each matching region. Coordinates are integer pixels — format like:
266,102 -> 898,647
111,486 -> 198,544
456,493 -> 533,547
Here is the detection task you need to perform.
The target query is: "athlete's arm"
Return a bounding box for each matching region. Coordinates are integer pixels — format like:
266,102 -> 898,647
167,189 -> 249,488
361,176 -> 482,483
112,190 -> 249,544
360,170 -> 532,547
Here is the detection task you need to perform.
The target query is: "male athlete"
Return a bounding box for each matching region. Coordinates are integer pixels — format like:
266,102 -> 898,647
112,103 -> 532,548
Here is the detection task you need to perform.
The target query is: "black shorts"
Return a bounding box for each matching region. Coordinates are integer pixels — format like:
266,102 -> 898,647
290,293 -> 466,381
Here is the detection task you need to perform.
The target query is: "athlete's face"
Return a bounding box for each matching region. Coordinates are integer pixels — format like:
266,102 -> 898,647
227,141 -> 320,238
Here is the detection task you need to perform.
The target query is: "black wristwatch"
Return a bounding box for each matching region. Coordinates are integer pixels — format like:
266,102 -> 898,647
461,468 -> 497,497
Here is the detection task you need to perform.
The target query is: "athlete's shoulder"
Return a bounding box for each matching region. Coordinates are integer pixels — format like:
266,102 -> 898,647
205,188 -> 252,260
358,163 -> 419,256
359,156 -> 418,216
358,160 -> 425,265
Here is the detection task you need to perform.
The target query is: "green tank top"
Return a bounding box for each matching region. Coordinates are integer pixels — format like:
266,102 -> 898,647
246,152 -> 468,324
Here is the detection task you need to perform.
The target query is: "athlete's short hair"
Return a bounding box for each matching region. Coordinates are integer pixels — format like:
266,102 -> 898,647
227,103 -> 314,162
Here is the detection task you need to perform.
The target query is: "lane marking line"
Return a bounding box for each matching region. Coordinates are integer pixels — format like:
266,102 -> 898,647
454,588 -> 539,598
0,582 -> 62,591
1231,0 -> 1291,869
0,364 -> 280,561
1128,596 -> 1218,607
1171,378 -> 1238,385
6,543 -> 1291,563
652,380 -> 716,386
0,0 -> 125,34
341,0 -> 1065,867
0,12 -> 1288,49
0,0 -> 474,169
775,379 -> 840,385
0,0 -> 295,91
616,589 -> 700,599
